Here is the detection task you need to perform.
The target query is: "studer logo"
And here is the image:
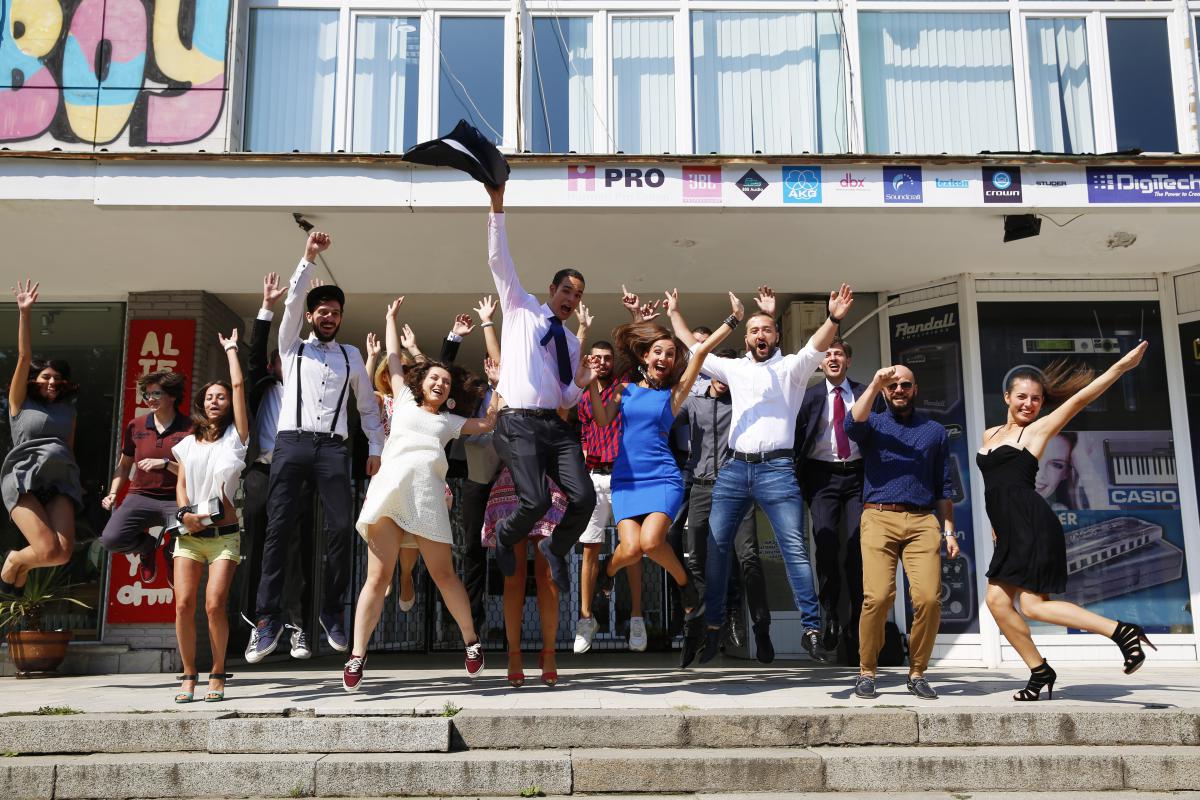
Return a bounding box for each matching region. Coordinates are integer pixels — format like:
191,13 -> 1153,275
894,311 -> 956,339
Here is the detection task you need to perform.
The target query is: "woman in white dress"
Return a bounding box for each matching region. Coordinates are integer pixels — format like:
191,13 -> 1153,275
344,297 -> 499,691
171,329 -> 249,703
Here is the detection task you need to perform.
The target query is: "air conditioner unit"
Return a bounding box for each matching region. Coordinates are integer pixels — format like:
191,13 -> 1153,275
783,300 -> 826,354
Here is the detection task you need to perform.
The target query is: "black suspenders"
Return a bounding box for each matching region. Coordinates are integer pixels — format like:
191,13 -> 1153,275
294,342 -> 352,434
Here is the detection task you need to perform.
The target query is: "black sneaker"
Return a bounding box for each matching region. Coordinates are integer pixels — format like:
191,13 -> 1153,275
320,612 -> 350,653
679,618 -> 705,669
753,624 -> 775,664
697,628 -> 722,665
854,674 -> 878,699
906,676 -> 938,700
245,616 -> 283,664
537,538 -> 571,593
802,629 -> 830,663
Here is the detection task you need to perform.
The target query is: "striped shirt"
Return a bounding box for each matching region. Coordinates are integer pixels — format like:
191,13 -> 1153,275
578,381 -> 620,469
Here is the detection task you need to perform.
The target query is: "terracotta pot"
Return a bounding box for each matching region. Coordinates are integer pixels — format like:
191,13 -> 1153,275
6,630 -> 73,675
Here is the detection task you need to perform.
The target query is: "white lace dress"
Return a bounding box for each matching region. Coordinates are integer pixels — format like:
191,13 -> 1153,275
355,381 -> 467,544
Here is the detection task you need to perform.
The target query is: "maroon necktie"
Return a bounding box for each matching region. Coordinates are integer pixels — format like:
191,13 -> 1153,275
832,387 -> 850,460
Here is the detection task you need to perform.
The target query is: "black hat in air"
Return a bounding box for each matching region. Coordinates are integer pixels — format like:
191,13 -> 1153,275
402,119 -> 511,188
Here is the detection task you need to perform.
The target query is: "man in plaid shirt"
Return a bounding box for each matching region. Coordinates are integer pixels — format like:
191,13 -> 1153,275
573,340 -> 646,653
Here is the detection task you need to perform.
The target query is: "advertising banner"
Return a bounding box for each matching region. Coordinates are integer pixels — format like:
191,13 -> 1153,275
105,319 -> 195,625
1181,320 -> 1200,522
888,303 -> 979,634
977,302 -> 1190,634
1087,167 -> 1200,203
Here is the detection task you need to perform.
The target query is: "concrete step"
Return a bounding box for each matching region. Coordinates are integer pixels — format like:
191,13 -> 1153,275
3,745 -> 1198,798
3,707 -> 1196,756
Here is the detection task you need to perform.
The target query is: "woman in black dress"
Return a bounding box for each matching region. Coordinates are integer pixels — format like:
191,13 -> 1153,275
977,341 -> 1152,701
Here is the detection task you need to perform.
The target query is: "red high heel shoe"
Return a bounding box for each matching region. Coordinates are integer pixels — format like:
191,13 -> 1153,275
539,649 -> 558,687
507,652 -> 525,688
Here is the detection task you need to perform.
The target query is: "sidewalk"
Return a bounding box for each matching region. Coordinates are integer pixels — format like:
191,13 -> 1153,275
1,653 -> 1196,714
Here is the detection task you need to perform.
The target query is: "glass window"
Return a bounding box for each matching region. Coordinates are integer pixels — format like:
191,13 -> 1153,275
438,17 -> 505,145
691,11 -> 847,154
611,16 -> 675,153
1107,18 -> 1177,153
1027,18 -> 1095,154
244,9 -> 339,152
860,12 -> 1018,154
530,17 -> 594,154
0,303 -> 126,639
352,17 -> 421,154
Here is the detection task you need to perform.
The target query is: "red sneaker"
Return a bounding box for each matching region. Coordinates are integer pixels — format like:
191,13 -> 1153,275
342,654 -> 366,692
464,641 -> 484,677
137,552 -> 158,584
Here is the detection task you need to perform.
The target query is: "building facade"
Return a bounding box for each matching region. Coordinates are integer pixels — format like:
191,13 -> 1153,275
2,0 -> 1199,667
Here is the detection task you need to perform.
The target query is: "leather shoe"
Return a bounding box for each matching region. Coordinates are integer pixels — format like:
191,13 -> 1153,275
802,629 -> 830,663
906,676 -> 938,700
537,538 -> 571,593
723,612 -> 746,651
494,539 -> 517,577
679,618 -> 705,669
753,624 -> 775,664
697,628 -> 722,664
822,618 -> 840,653
854,674 -> 878,699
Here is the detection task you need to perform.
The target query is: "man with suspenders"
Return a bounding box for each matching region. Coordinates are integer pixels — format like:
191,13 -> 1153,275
247,231 -> 385,662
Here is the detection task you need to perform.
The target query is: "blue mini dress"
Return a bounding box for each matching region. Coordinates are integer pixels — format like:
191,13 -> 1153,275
611,383 -> 684,523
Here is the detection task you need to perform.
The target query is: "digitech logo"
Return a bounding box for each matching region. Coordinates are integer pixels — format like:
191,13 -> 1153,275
894,312 -> 956,339
1093,171 -> 1200,193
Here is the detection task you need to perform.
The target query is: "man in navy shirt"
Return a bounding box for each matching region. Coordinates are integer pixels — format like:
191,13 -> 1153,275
845,364 -> 960,701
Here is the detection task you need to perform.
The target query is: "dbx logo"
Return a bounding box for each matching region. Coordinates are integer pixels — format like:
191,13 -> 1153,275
604,168 -> 665,188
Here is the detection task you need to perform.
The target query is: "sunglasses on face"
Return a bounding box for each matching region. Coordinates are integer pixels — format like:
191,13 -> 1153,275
141,390 -> 165,401
886,381 -> 914,391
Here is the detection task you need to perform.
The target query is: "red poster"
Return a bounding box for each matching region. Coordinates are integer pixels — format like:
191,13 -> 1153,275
105,319 -> 196,625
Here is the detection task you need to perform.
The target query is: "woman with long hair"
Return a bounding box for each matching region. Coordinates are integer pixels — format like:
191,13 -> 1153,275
1,279 -> 82,594
170,329 -> 250,703
978,343 -> 1152,701
344,297 -> 499,691
584,289 -> 742,665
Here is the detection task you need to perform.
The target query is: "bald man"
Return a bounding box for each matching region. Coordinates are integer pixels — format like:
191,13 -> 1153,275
845,365 -> 959,701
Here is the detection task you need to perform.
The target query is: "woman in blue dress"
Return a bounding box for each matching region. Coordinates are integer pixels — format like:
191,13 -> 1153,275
584,290 -> 741,661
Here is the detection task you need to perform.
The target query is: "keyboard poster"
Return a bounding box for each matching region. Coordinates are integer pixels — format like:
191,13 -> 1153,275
977,301 -> 1190,634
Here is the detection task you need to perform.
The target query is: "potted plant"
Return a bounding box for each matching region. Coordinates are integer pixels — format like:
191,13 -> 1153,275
1,567 -> 91,676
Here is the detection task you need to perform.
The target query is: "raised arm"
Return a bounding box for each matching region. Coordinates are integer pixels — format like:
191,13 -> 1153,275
486,184 -> 538,315
1029,342 -> 1148,452
251,273 -> 284,381
364,332 -> 382,382
807,284 -> 854,354
400,324 -> 424,363
460,377 -> 501,436
219,329 -> 250,445
441,314 -> 474,363
585,371 -> 626,428
575,302 -> 593,351
8,279 -> 38,414
384,297 -> 408,399
279,232 -> 330,353
851,366 -> 892,423
669,290 -> 741,415
474,295 -> 502,364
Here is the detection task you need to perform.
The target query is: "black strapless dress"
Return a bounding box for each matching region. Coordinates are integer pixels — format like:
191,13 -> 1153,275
976,445 -> 1068,594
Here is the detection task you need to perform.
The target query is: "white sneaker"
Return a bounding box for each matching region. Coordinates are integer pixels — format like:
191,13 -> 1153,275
573,616 -> 596,654
629,616 -> 648,652
289,625 -> 312,659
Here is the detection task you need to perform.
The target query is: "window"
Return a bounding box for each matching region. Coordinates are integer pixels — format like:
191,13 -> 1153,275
860,12 -> 1018,154
244,9 -> 339,152
530,17 -> 594,153
611,16 -> 675,153
352,17 -> 421,154
1107,18 -> 1177,153
691,11 -> 846,154
1026,18 -> 1094,154
438,17 -> 505,145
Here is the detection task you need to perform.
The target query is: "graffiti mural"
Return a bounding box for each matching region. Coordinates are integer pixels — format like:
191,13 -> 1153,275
0,0 -> 230,146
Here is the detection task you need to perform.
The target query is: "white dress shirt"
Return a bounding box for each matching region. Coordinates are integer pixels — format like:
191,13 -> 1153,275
693,344 -> 823,454
807,379 -> 862,463
276,259 -> 386,456
488,213 -> 583,410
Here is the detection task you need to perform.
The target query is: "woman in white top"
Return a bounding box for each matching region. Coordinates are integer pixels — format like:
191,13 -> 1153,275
345,298 -> 499,692
171,330 -> 249,703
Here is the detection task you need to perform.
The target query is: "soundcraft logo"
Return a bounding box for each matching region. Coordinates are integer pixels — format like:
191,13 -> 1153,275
894,312 -> 956,339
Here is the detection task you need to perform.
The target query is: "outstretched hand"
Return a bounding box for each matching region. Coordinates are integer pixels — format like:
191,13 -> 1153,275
828,283 -> 854,321
474,294 -> 497,323
663,288 -> 680,315
452,313 -> 476,338
12,279 -> 38,311
309,277 -> 325,291
639,300 -> 661,322
483,357 -> 500,385
400,324 -> 418,352
218,328 -> 239,350
728,291 -> 745,321
576,302 -> 594,333
385,297 -> 405,319
365,332 -> 382,358
575,354 -> 601,387
1116,340 -> 1149,373
262,272 -> 285,307
621,285 -> 641,317
754,285 -> 776,318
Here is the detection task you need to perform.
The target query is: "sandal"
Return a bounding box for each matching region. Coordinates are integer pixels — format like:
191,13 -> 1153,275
175,674 -> 198,704
507,651 -> 525,688
205,672 -> 233,702
538,649 -> 558,688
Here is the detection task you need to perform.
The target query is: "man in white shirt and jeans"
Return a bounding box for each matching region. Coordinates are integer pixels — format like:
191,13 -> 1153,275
484,184 -> 596,592
669,285 -> 854,664
247,231 -> 385,663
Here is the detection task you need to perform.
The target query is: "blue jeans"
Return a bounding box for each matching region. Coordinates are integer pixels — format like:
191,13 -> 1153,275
704,458 -> 821,631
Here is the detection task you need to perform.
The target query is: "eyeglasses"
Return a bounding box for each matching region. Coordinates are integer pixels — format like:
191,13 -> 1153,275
885,381 -> 914,391
141,390 -> 165,401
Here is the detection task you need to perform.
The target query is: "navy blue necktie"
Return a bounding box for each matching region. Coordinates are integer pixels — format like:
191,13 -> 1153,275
539,316 -> 572,385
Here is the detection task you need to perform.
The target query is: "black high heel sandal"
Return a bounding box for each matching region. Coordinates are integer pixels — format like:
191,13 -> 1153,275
1111,621 -> 1156,675
1014,660 -> 1056,701
679,579 -> 705,622
205,673 -> 233,702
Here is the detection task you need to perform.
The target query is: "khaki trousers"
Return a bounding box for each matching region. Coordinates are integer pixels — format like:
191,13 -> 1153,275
858,509 -> 942,675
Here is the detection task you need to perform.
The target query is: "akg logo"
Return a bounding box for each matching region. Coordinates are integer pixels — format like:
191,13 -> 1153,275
992,171 -> 1012,190
783,166 -> 822,204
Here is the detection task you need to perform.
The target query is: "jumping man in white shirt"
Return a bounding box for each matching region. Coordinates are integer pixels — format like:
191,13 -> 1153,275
669,285 -> 854,664
483,183 -> 596,592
